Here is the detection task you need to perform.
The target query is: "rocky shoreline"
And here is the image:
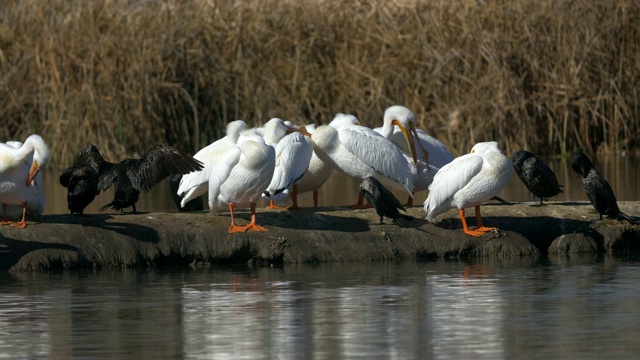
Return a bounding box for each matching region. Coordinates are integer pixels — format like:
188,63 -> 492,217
1,201 -> 639,271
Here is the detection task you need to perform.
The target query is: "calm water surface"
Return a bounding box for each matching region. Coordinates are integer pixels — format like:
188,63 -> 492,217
1,257 -> 640,359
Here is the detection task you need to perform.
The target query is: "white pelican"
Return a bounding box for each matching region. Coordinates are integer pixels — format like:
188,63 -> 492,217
291,124 -> 334,208
178,120 -> 248,208
375,105 -> 454,205
260,118 -> 313,209
312,113 -> 415,207
424,141 -> 512,236
207,128 -> 276,233
5,140 -> 46,218
0,134 -> 49,228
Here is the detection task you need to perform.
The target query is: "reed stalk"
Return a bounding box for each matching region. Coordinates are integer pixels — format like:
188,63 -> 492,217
0,0 -> 638,167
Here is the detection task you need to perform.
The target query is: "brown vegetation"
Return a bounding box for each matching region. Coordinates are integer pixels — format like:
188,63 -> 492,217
1,0 -> 639,167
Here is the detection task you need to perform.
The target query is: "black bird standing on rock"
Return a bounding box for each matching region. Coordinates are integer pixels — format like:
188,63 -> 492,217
359,176 -> 412,225
169,174 -> 203,212
60,144 -> 203,214
571,153 -> 636,223
59,145 -> 111,215
512,150 -> 563,205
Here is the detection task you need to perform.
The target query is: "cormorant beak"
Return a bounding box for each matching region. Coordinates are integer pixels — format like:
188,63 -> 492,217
27,161 -> 40,186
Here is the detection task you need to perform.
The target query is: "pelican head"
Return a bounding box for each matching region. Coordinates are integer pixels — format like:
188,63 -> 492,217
470,141 -> 501,155
383,106 -> 421,166
263,118 -> 311,146
283,121 -> 312,137
329,113 -> 360,129
24,134 -> 50,185
226,120 -> 249,141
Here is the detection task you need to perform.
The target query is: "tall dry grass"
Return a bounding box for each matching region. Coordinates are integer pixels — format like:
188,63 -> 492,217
1,0 -> 638,167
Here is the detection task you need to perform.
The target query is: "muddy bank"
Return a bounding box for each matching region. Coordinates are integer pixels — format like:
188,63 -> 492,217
0,201 -> 639,271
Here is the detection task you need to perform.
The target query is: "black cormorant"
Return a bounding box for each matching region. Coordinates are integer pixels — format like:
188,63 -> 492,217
59,145 -> 110,215
359,176 -> 412,224
512,150 -> 563,205
571,153 -> 636,223
60,144 -> 203,214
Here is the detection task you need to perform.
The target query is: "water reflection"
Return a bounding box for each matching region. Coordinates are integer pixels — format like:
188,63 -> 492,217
37,154 -> 640,216
427,275 -> 505,358
2,258 -> 640,358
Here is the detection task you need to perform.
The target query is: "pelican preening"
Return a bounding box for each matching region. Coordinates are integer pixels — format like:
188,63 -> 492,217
291,124 -> 334,208
169,174 -> 203,212
424,141 -> 512,236
375,105 -> 454,206
60,144 -> 203,214
0,134 -> 49,228
260,118 -> 313,209
311,113 -> 415,207
204,128 -> 276,233
178,120 -> 248,208
512,150 -> 563,206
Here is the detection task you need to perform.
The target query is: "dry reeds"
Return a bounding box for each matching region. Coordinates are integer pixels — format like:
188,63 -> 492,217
1,0 -> 638,167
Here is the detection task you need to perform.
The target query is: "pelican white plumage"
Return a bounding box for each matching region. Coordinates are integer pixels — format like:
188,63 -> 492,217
208,128 -> 276,233
291,124 -> 334,208
312,113 -> 415,207
0,134 -> 49,228
5,141 -> 45,217
423,141 -> 512,236
177,120 -> 248,208
260,118 -> 313,208
375,106 -> 454,205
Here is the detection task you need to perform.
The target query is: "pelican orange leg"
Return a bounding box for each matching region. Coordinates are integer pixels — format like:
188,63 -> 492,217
266,200 -> 287,210
473,205 -> 497,233
228,203 -> 245,233
312,190 -> 319,208
10,202 -> 28,229
288,185 -> 300,210
459,208 -> 488,236
242,203 -> 269,232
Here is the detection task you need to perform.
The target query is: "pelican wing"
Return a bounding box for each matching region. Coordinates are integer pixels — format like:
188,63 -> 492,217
266,133 -> 313,195
177,141 -> 237,198
0,142 -> 27,171
425,153 -> 484,210
208,146 -> 242,209
127,145 -> 204,193
338,125 -> 413,191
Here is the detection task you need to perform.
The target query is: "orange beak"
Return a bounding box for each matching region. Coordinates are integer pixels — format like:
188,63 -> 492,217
285,125 -> 312,137
392,119 -> 418,165
26,161 -> 40,186
409,122 -> 430,166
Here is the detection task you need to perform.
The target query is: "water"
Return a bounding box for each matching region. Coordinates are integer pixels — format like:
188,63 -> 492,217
1,257 -> 640,359
37,153 -> 640,215
4,155 -> 640,358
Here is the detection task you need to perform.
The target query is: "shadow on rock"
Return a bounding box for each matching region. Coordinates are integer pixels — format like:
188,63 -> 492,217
0,234 -> 79,271
37,214 -> 160,244
255,211 -> 371,232
429,215 -> 592,252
